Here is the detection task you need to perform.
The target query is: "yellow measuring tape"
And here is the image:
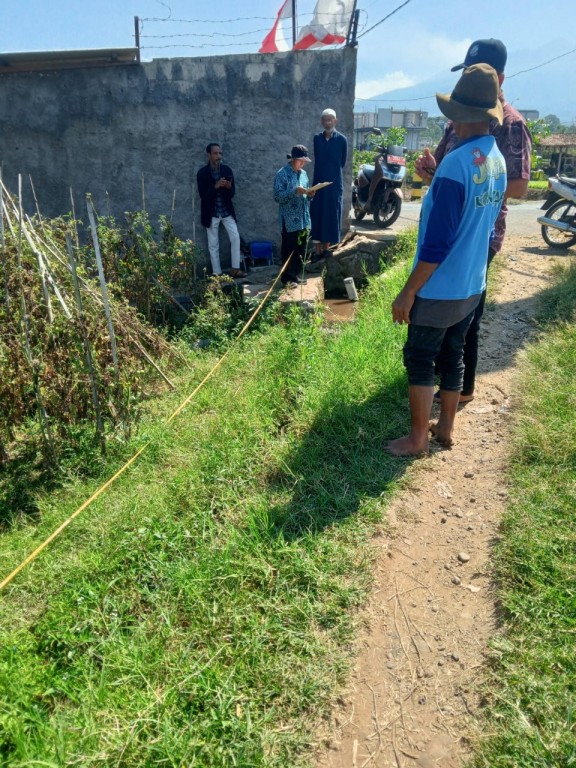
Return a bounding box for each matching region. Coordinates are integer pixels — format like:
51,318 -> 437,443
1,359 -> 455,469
0,264 -> 292,593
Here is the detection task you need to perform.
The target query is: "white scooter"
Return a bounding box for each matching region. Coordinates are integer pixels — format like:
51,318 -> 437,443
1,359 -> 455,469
537,175 -> 576,249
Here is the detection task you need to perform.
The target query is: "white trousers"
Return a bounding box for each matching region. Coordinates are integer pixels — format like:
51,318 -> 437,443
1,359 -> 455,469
206,215 -> 241,274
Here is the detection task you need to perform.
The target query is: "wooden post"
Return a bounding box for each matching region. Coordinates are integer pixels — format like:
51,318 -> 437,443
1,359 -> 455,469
292,0 -> 297,48
86,194 -> 119,375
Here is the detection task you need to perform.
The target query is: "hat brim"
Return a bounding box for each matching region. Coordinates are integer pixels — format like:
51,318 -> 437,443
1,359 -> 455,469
450,62 -> 466,72
436,92 -> 504,125
288,155 -> 311,162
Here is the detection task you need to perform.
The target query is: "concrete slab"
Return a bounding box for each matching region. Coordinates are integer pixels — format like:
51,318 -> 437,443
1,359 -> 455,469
278,275 -> 323,307
240,265 -> 324,309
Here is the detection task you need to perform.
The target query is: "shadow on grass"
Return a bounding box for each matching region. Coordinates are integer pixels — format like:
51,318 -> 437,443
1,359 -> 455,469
259,374 -> 414,541
0,443 -> 48,528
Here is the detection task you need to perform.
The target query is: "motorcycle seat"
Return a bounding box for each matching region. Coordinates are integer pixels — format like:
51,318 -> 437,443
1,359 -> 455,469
559,175 -> 576,188
360,165 -> 376,181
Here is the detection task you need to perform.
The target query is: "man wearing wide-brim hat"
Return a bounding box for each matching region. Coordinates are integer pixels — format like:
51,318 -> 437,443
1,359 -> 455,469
386,64 -> 507,456
416,39 -> 532,404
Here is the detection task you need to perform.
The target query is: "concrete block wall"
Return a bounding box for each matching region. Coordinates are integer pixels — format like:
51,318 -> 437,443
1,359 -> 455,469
0,48 -> 357,270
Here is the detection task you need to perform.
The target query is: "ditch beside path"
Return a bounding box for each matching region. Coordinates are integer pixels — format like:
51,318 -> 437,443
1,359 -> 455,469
314,230 -> 565,768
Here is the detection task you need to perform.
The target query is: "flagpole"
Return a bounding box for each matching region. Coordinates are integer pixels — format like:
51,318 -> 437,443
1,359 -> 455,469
292,0 -> 297,48
346,0 -> 358,45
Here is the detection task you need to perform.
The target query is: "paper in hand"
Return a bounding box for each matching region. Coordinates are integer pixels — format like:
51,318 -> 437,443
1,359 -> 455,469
308,181 -> 333,193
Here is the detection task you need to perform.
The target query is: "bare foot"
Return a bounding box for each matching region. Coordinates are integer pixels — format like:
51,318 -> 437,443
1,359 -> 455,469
385,435 -> 429,457
428,421 -> 454,447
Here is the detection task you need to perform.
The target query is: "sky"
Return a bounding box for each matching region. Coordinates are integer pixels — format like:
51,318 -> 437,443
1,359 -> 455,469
2,0 -> 575,113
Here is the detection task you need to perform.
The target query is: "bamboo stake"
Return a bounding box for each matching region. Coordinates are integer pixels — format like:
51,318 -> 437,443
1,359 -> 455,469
16,174 -> 54,460
34,244 -> 54,323
170,189 -> 176,222
69,187 -> 80,249
0,168 -> 9,307
151,274 -> 191,317
29,174 -> 46,235
65,232 -> 105,450
36,251 -> 72,320
86,194 -> 119,375
0,179 -> 72,304
23,185 -> 54,323
4,195 -> 71,321
130,336 -> 175,390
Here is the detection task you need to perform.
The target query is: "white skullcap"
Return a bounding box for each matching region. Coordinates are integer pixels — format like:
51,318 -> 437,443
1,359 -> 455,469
322,108 -> 337,118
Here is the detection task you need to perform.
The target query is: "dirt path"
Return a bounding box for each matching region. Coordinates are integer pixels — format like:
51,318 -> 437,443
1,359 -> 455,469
315,232 -> 562,768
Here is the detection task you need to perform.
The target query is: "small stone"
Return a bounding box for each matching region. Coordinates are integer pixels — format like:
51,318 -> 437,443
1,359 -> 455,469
458,552 -> 471,563
431,605 -> 438,613
451,652 -> 460,662
491,398 -> 499,405
438,659 -> 444,666
418,695 -> 427,704
417,667 -> 424,678
454,508 -> 464,518
452,576 -> 462,585
469,497 -> 477,503
464,471 -> 475,479
441,516 -> 447,524
498,490 -> 507,497
444,563 -> 452,570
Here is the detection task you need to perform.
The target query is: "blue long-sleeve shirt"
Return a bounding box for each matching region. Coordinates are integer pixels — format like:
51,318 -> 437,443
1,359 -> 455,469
415,135 -> 506,301
273,163 -> 311,233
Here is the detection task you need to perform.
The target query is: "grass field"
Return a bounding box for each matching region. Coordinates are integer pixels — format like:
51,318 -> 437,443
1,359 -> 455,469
0,234 -> 417,766
1,233 -> 574,766
472,258 -> 576,767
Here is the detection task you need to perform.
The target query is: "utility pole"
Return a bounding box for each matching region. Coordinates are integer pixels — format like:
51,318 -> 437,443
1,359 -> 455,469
292,0 -> 297,48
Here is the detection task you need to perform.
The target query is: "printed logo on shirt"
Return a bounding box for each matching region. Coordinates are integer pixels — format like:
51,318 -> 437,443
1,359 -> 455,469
474,188 -> 505,208
471,148 -> 506,186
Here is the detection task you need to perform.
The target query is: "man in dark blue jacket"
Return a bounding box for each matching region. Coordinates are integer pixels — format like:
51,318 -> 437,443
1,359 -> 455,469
196,143 -> 246,278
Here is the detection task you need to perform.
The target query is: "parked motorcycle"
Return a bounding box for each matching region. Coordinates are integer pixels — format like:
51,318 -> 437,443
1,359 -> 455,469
352,129 -> 406,228
537,175 -> 576,249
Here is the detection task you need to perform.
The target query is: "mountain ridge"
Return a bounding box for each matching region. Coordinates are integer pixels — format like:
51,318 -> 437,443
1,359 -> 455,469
356,40 -> 576,124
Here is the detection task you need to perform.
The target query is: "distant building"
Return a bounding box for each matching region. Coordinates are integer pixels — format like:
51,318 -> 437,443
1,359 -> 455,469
354,108 -> 428,151
518,109 -> 539,121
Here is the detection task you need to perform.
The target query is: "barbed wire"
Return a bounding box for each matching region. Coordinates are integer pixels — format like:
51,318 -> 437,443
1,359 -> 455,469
141,42 -> 265,50
140,29 -> 273,40
137,8 -> 369,52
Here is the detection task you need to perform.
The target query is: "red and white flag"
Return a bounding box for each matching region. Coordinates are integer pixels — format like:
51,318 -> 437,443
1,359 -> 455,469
294,0 -> 354,50
259,0 -> 293,53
